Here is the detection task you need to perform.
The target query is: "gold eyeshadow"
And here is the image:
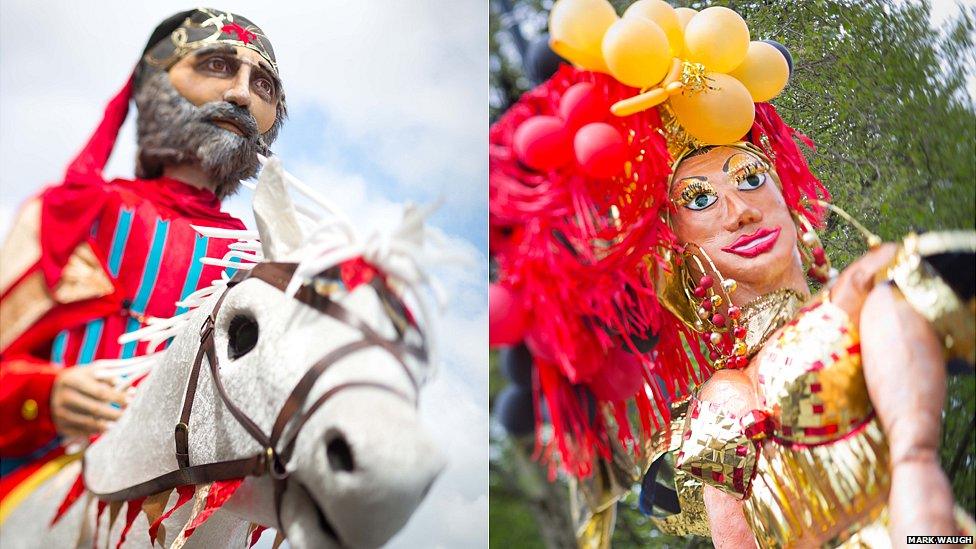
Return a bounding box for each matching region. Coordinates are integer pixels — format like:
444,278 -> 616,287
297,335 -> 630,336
725,153 -> 769,184
673,178 -> 716,207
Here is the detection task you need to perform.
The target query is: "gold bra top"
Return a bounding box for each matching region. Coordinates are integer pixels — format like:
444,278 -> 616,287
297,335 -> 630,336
675,293 -> 871,491
651,232 -> 976,546
673,293 -> 892,547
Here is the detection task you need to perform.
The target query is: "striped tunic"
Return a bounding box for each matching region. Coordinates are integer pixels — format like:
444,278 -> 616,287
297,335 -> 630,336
0,176 -> 245,473
50,184 -> 240,365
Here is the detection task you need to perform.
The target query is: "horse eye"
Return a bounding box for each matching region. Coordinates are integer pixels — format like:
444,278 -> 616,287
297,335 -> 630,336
228,315 -> 259,359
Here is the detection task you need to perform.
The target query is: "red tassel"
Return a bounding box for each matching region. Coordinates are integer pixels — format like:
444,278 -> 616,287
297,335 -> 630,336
339,258 -> 378,290
491,69 -> 819,479
491,66 -> 711,477
750,102 -> 831,227
50,473 -> 85,526
115,497 -> 146,549
92,500 -> 107,549
180,479 -> 244,541
249,525 -> 269,547
148,485 -> 194,544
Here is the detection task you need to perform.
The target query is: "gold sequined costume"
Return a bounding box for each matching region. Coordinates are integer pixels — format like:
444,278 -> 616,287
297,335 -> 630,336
665,232 -> 976,548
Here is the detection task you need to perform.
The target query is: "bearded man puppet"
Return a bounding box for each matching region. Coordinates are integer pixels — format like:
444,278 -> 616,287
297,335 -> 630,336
0,9 -> 287,483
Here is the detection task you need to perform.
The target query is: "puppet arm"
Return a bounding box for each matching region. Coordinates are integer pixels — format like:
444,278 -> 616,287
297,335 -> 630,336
697,370 -> 760,548
861,283 -> 956,540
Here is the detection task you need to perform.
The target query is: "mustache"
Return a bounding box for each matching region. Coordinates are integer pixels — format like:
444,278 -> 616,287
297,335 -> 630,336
199,102 -> 260,140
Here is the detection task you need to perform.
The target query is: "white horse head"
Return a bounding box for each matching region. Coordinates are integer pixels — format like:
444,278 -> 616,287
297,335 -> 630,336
80,158 -> 446,548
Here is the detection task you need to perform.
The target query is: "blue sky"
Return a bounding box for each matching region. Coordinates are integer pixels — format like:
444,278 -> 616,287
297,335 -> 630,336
0,2 -> 487,547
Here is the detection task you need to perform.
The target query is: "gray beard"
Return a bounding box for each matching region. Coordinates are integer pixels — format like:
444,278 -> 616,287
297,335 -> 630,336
133,70 -> 271,199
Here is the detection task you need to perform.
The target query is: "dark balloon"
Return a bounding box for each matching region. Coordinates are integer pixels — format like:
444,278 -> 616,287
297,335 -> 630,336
947,358 -> 974,376
525,33 -> 566,85
761,39 -> 793,76
494,385 -> 536,436
630,330 -> 659,354
639,456 -> 680,516
501,343 -> 534,387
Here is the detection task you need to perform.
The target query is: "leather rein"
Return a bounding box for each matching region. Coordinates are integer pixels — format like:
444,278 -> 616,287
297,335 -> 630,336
84,261 -> 428,544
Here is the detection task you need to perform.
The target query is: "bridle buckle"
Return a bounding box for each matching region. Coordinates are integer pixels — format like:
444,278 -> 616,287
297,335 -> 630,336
267,446 -> 289,480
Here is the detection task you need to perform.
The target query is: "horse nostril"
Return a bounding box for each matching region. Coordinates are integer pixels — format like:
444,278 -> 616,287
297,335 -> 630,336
326,435 -> 355,472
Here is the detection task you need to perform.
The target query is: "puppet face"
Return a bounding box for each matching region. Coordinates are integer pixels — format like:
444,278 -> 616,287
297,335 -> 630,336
168,45 -> 280,135
669,146 -> 804,302
133,45 -> 287,198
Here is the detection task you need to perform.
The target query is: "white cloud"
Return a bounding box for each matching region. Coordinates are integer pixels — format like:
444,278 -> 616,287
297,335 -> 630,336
0,1 -> 487,214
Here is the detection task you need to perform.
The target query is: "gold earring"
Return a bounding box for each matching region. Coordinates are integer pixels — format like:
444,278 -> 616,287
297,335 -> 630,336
794,213 -> 835,284
678,243 -> 749,370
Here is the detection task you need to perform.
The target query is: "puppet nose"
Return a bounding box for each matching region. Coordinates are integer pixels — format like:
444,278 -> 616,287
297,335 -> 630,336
223,70 -> 252,108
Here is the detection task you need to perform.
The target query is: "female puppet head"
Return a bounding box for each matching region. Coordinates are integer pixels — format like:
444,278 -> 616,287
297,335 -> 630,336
668,143 -> 809,307
489,1 -> 832,477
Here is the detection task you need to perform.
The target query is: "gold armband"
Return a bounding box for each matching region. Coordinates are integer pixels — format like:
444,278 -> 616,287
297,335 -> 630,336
880,231 -> 976,364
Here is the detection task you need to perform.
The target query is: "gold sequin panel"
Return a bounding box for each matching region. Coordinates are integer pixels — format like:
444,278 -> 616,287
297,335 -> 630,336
758,296 -> 873,445
744,417 -> 890,548
674,399 -> 759,499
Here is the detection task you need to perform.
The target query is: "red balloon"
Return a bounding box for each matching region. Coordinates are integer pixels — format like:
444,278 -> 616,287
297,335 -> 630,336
490,284 -> 529,347
573,122 -> 628,178
588,347 -> 644,402
559,82 -> 608,130
512,116 -> 571,171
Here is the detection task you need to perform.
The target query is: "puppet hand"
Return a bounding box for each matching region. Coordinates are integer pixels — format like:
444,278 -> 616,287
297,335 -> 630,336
51,367 -> 127,438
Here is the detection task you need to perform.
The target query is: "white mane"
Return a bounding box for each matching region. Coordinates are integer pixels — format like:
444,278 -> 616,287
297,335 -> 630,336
93,156 -> 448,390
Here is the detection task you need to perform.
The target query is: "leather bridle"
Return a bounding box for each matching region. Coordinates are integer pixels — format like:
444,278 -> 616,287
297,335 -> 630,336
85,261 -> 428,545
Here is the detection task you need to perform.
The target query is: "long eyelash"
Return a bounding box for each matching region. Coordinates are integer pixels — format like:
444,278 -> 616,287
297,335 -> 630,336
731,162 -> 769,184
675,180 -> 716,206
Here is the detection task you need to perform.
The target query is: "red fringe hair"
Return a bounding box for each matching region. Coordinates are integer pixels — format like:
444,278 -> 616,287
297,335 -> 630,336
490,65 -> 830,478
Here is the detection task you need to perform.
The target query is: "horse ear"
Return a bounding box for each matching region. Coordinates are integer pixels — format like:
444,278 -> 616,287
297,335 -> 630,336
254,157 -> 304,261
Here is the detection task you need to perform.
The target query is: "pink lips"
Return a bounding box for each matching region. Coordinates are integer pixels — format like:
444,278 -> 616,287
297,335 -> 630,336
722,227 -> 781,258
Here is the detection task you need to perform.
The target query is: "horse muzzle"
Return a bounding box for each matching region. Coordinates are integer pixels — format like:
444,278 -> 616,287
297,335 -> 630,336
296,397 -> 445,548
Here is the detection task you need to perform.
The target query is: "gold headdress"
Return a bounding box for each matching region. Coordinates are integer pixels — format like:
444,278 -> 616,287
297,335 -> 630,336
143,8 -> 278,76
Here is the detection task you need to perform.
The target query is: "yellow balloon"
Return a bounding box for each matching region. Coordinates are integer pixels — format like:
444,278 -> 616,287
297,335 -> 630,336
674,7 -> 697,30
622,0 -> 682,57
602,17 -> 671,88
671,7 -> 697,57
683,6 -> 750,73
729,41 -> 790,102
549,0 -> 618,72
669,72 -> 755,145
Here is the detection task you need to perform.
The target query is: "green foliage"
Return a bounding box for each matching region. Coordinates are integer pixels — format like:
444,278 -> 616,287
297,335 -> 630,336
490,0 -> 976,545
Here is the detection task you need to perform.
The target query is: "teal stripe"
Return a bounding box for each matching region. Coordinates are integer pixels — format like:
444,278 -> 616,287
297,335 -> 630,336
77,319 -> 104,365
50,330 -> 69,365
107,209 -> 134,277
175,234 -> 209,315
120,218 -> 170,359
69,212 -> 128,365
224,256 -> 242,279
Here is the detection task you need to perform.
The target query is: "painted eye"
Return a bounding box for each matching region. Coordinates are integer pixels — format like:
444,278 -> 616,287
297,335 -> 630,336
253,78 -> 274,97
228,315 -> 258,359
686,193 -> 718,211
738,172 -> 766,190
206,58 -> 230,73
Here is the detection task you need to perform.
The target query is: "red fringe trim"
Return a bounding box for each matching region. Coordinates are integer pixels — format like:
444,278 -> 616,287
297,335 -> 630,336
492,67 -> 827,478
750,103 -> 831,226
249,524 -> 270,548
180,478 -> 244,541
47,470 -> 248,546
115,497 -> 146,549
93,500 -> 107,549
50,472 -> 85,526
148,485 -> 195,544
